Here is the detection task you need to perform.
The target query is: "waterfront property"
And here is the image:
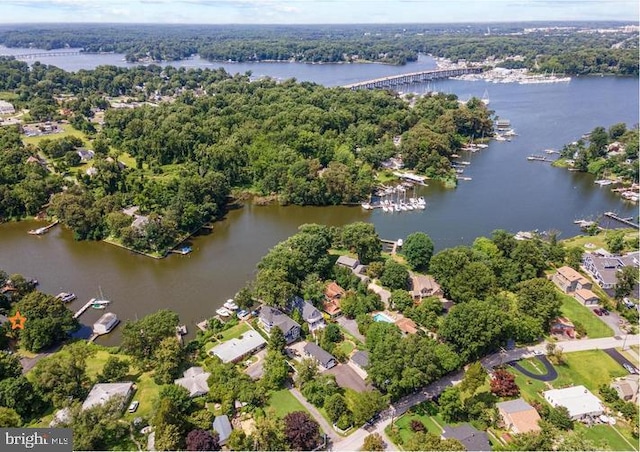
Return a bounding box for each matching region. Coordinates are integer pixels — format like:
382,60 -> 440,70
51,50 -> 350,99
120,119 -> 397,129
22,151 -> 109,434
290,296 -> 325,332
543,386 -> 604,420
582,251 -> 639,291
441,424 -> 491,451
209,330 -> 266,364
303,342 -> 337,370
336,255 -> 360,270
258,306 -> 301,344
552,266 -> 593,293
496,398 -> 542,434
409,274 -> 443,301
82,382 -> 134,411
174,366 -> 211,397
395,317 -> 419,336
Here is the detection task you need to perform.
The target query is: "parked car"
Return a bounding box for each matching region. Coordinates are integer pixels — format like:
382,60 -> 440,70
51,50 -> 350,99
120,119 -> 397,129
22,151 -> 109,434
593,308 -> 603,316
128,401 -> 139,413
623,298 -> 635,309
623,363 -> 637,374
601,308 -> 610,315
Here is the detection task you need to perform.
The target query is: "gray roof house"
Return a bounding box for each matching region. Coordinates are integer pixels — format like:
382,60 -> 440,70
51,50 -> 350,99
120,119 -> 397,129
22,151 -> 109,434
174,366 -> 211,397
303,342 -> 337,370
259,306 -> 301,344
336,255 -> 359,269
209,330 -> 267,363
76,148 -> 95,162
82,382 -> 134,411
291,296 -> 325,331
442,424 -> 491,451
350,350 -> 369,370
212,415 -> 233,446
583,251 -> 640,291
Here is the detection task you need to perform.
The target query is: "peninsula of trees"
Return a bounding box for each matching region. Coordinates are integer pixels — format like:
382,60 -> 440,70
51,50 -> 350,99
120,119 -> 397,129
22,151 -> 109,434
0,58 -> 492,254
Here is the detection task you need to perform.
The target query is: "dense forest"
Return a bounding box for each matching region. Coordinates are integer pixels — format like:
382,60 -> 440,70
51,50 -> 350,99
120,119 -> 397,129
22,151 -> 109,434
0,58 -> 491,253
0,23 -> 637,74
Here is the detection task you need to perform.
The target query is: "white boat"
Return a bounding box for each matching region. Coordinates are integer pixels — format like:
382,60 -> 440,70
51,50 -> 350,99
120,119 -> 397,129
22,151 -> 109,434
55,292 -> 77,303
594,179 -> 614,186
223,299 -> 239,310
397,239 -> 404,247
216,307 -> 232,317
494,134 -> 506,142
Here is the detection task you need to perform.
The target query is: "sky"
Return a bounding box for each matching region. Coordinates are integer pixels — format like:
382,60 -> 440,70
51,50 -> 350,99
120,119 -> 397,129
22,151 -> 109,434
0,0 -> 638,24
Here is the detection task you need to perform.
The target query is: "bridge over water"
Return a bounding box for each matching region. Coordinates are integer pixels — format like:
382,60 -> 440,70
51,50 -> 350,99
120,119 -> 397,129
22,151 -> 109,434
343,67 -> 482,90
0,51 -> 103,59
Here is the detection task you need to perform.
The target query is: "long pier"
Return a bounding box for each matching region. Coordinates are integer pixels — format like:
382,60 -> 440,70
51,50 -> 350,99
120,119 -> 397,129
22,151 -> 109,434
343,67 -> 483,90
603,212 -> 639,229
73,299 -> 95,319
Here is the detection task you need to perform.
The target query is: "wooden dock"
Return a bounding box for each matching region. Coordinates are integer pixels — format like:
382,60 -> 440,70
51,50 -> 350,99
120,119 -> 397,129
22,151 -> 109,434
73,298 -> 95,319
603,212 -> 639,229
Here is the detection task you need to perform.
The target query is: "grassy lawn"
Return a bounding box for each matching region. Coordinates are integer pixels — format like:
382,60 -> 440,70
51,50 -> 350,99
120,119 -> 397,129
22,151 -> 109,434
267,389 -> 309,418
553,350 -> 627,392
337,339 -> 355,356
561,229 -> 637,254
219,322 -> 251,342
124,371 -> 163,421
559,294 -> 613,338
577,423 -> 639,451
23,123 -> 89,147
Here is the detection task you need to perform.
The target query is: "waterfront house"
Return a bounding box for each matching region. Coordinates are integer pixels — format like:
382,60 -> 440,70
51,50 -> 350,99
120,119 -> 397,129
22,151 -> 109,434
290,296 -> 325,331
259,306 -> 301,344
552,266 -> 592,293
0,100 -> 15,115
543,386 -> 604,420
82,382 -> 134,411
410,274 -> 443,301
212,415 -> 233,446
496,399 -> 541,434
550,317 -> 576,338
174,366 -> 211,397
611,375 -> 639,403
336,255 -> 359,270
209,330 -> 266,363
442,424 -> 491,451
574,288 -> 599,305
583,251 -> 639,292
303,342 -> 337,370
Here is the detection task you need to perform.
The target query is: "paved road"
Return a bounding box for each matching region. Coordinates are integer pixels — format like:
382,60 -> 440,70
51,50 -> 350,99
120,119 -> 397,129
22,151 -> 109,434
509,355 -> 558,381
289,386 -> 341,444
604,348 -> 640,373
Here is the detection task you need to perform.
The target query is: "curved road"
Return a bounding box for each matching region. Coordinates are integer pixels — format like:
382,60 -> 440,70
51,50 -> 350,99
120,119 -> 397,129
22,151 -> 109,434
509,355 -> 558,382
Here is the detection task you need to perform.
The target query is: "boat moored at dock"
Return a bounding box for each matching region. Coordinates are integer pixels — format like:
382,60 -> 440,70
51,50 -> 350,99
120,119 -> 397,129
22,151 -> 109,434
93,312 -> 119,335
55,292 -> 77,303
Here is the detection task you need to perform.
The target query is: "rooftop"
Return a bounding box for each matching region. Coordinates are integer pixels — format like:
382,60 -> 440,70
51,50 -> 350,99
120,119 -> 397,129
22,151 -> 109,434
212,415 -> 233,445
209,330 -> 266,363
543,385 -> 604,419
82,382 -> 133,411
174,366 -> 211,397
442,424 -> 491,451
303,342 -> 337,368
259,306 -> 300,334
351,350 -> 369,369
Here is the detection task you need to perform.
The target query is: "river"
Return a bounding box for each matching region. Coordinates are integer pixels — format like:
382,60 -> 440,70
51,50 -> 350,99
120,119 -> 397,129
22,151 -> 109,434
0,48 -> 637,344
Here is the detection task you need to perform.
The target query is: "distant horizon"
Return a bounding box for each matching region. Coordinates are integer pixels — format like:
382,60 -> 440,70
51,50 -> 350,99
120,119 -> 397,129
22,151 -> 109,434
0,1 -> 637,25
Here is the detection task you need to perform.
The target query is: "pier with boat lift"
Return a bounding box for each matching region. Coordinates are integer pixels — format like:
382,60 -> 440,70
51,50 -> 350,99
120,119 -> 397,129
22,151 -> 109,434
603,212 -> 639,229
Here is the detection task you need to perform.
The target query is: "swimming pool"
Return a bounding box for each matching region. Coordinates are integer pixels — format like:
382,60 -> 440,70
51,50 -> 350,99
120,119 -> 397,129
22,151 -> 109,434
372,312 -> 394,323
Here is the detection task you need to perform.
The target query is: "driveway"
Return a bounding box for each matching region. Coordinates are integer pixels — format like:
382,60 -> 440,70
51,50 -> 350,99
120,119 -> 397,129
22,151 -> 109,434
244,349 -> 266,380
336,317 -> 365,343
589,307 -> 627,336
368,282 -> 391,307
324,364 -> 372,392
289,386 -> 340,444
509,355 -> 558,381
604,348 -> 639,373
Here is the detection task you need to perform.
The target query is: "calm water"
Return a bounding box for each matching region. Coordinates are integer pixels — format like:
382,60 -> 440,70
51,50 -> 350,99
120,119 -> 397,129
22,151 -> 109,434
0,49 -> 638,344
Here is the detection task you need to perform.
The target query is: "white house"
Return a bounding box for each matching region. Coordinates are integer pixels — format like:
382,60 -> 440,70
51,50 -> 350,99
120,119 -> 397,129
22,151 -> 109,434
82,382 -> 134,411
543,385 -> 604,420
174,366 -> 211,397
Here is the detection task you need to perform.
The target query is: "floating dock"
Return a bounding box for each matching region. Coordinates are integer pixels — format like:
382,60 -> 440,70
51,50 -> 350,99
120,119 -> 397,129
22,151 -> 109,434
603,212 -> 639,229
73,299 -> 95,319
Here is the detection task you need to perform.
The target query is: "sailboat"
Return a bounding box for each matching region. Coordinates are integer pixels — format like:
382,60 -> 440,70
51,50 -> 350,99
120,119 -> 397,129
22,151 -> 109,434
481,89 -> 489,106
91,287 -> 111,309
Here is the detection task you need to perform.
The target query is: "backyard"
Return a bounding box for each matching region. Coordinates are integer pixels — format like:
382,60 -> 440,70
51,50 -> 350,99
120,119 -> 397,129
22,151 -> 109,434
266,389 -> 309,418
